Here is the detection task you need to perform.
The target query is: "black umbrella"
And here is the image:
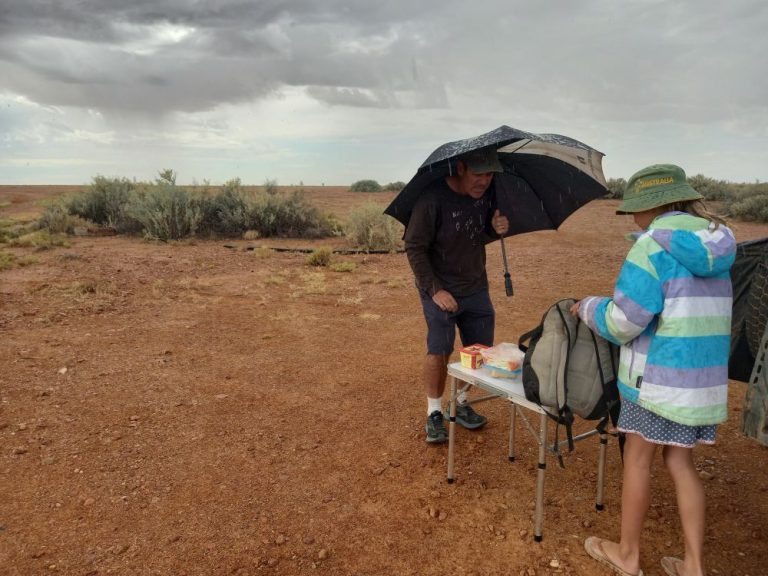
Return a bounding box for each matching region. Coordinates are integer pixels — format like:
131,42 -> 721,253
384,125 -> 608,296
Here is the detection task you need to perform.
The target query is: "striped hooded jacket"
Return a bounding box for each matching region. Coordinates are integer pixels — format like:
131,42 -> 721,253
578,212 -> 736,426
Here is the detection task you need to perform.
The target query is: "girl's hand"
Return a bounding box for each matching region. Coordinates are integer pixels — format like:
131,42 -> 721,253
569,301 -> 581,316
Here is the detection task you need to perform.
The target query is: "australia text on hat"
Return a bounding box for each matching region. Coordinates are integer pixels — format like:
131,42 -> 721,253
636,176 -> 674,190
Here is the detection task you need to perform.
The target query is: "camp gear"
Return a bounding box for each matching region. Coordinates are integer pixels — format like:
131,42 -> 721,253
425,410 -> 448,443
729,237 -> 768,382
518,299 -> 621,462
385,125 -> 608,295
446,403 -> 488,430
616,164 -> 703,214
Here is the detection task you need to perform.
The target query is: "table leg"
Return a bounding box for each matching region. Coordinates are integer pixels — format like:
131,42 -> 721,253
596,431 -> 608,511
447,376 -> 457,484
508,404 -> 516,462
534,411 -> 547,542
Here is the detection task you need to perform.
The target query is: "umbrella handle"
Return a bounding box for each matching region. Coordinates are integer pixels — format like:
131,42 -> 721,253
500,236 -> 514,297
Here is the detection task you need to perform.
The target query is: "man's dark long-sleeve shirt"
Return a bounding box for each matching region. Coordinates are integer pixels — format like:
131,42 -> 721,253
403,179 -> 497,298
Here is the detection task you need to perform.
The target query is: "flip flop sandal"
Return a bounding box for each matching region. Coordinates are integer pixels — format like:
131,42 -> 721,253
661,556 -> 684,576
584,536 -> 644,576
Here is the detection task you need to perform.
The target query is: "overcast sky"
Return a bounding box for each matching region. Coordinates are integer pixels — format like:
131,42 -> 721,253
1,0 -> 766,186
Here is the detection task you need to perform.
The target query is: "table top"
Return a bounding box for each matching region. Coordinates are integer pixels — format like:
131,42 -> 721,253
447,362 -> 544,414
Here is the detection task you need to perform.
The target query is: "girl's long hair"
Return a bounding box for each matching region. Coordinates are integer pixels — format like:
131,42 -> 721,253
666,200 -> 728,229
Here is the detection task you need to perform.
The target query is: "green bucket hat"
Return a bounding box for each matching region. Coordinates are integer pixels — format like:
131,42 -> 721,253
617,164 -> 702,214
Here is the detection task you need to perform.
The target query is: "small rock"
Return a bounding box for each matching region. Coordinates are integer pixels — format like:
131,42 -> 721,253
13,447 -> 28,455
267,558 -> 278,567
275,534 -> 286,545
699,470 -> 715,481
549,559 -> 560,568
18,423 -> 28,431
438,511 -> 447,521
58,367 -> 67,375
318,548 -> 328,560
83,498 -> 95,506
302,535 -> 315,545
428,506 -> 438,518
582,519 -> 592,528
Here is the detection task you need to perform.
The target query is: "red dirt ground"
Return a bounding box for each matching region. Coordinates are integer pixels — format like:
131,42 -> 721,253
1,186 -> 767,576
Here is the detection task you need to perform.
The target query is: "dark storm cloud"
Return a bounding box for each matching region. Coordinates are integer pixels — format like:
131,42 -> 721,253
0,0 -> 449,114
0,0 -> 765,128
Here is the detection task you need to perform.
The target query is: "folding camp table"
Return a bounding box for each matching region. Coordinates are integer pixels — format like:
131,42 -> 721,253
446,362 -> 609,541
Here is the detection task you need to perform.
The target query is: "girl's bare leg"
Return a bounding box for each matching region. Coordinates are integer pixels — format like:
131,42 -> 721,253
599,433 -> 657,575
663,445 -> 706,576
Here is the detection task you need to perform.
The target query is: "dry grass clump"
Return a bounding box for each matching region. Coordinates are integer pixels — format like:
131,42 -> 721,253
9,230 -> 70,250
305,248 -> 332,267
329,261 -> 356,272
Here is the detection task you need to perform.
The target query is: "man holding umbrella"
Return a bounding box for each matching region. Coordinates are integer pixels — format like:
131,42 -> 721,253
404,148 -> 509,443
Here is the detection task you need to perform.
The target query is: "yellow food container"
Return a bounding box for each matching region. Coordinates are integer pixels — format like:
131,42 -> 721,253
460,344 -> 489,369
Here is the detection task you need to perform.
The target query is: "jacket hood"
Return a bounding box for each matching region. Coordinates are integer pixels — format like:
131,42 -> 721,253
645,212 -> 736,277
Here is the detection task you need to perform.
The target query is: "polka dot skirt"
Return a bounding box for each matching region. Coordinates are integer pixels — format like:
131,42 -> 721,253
617,398 -> 717,448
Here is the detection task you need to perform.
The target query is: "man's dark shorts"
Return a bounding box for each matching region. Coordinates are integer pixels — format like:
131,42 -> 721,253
418,289 -> 495,355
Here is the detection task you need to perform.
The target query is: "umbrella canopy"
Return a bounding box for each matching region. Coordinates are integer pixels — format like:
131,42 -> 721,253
384,124 -> 608,237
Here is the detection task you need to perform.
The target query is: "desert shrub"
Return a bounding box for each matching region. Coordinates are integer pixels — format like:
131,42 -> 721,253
728,186 -> 768,222
263,179 -> 279,196
345,202 -> 403,251
199,178 -> 252,236
350,179 -> 382,193
383,181 -> 406,192
126,182 -> 203,241
243,230 -> 260,240
37,202 -> 91,234
250,190 -> 333,238
605,178 -> 626,200
305,248 -> 332,267
67,176 -> 141,232
687,174 -> 731,201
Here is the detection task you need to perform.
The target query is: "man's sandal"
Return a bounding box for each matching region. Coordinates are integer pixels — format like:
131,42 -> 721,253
584,536 -> 644,576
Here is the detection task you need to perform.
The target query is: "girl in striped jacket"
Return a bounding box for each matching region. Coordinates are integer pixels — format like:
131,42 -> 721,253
575,164 -> 736,576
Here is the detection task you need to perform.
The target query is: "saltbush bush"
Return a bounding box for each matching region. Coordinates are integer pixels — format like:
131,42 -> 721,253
345,202 -> 402,251
250,190 -> 333,238
200,178 -> 251,236
126,181 -> 204,241
350,179 -> 382,193
37,202 -> 90,234
687,174 -> 731,201
727,183 -> 768,222
67,176 -> 141,232
383,181 -> 406,192
605,178 -> 626,200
